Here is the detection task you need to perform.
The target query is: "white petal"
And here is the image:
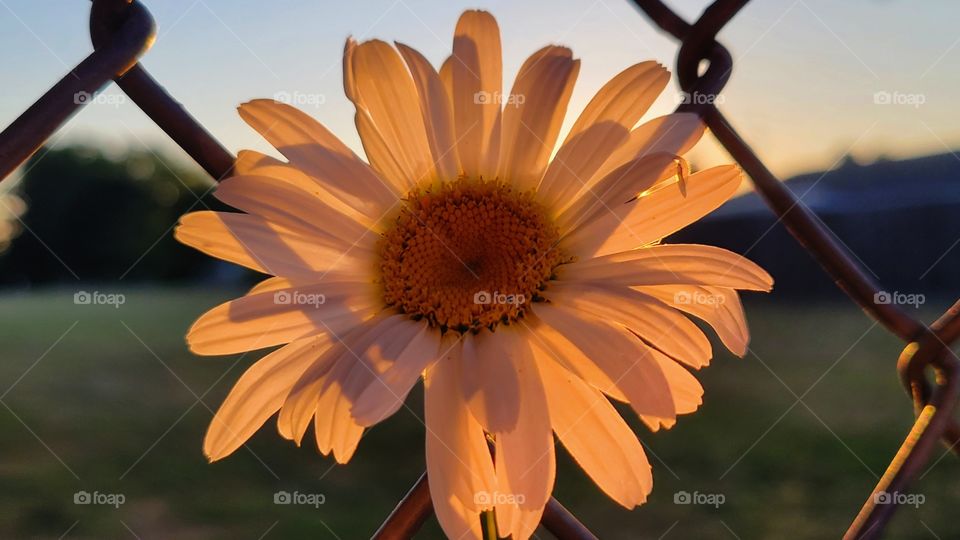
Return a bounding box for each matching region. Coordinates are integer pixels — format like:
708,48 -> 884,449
493,328 -> 554,540
187,281 -> 378,355
563,165 -> 742,257
237,101 -> 397,217
590,113 -> 705,188
431,493 -> 482,540
396,43 -> 460,181
312,316 -> 426,462
501,508 -> 542,540
215,174 -> 375,241
544,281 -> 712,368
532,304 -> 675,420
497,46 -> 579,192
344,39 -> 437,190
175,211 -> 373,279
538,62 -> 669,209
535,348 -> 651,507
637,285 -> 750,356
425,337 -> 495,538
451,10 -> 502,178
231,150 -> 383,229
559,244 -> 774,291
277,313 -> 403,448
555,153 -> 678,233
461,330 -> 522,432
653,351 -> 703,415
639,347 -> 704,432
245,276 -> 294,295
521,315 -> 629,402
439,56 -> 454,110
204,336 -> 331,461
350,323 -> 441,426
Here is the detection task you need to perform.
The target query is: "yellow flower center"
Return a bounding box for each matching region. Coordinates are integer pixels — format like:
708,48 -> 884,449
378,177 -> 564,332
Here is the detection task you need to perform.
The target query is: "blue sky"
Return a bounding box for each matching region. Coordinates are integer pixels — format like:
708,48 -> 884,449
1,0 -> 959,179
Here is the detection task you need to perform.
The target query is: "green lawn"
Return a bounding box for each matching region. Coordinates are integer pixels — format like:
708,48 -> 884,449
0,288 -> 956,539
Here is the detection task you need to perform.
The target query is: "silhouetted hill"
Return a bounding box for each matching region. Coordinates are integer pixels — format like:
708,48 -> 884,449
675,152 -> 960,301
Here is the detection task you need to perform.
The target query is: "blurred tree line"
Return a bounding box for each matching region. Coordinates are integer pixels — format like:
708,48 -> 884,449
0,146 -> 237,285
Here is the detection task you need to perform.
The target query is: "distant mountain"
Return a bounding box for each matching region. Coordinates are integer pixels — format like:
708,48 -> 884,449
714,153 -> 960,218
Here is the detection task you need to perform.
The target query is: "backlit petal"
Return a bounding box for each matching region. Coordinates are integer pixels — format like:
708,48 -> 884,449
237,100 -> 397,217
451,10 -> 502,178
396,43 -> 460,181
497,46 -> 579,192
187,281 -> 378,355
461,330 -> 521,432
204,336 -> 331,461
175,211 -> 372,279
638,285 -> 750,356
564,165 -> 741,257
344,39 -> 437,190
544,281 -> 712,368
535,348 -> 652,507
539,62 -> 668,209
532,304 -> 675,420
560,244 -> 774,291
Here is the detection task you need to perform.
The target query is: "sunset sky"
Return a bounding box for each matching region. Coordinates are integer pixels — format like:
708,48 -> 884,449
1,0 -> 959,180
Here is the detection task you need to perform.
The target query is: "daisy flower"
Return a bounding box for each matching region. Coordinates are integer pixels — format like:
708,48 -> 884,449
175,10 -> 772,539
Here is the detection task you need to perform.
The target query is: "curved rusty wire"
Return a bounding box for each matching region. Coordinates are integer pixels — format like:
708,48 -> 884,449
372,472 -> 433,539
0,0 -> 152,179
0,0 -> 957,538
631,1 -> 960,538
89,1 -> 235,180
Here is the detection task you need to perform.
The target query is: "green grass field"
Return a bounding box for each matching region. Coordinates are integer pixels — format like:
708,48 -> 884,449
0,288 -> 956,539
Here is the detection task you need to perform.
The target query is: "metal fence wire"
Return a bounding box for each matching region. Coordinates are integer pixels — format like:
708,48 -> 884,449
0,0 -> 956,538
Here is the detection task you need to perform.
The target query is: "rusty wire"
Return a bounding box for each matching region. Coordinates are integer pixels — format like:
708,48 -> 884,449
632,1 -> 960,539
0,0 -> 955,538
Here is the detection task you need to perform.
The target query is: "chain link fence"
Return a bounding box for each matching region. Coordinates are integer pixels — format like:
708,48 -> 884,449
0,1 -> 955,538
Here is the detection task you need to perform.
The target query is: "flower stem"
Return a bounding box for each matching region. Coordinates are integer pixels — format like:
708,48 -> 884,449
483,509 -> 498,540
